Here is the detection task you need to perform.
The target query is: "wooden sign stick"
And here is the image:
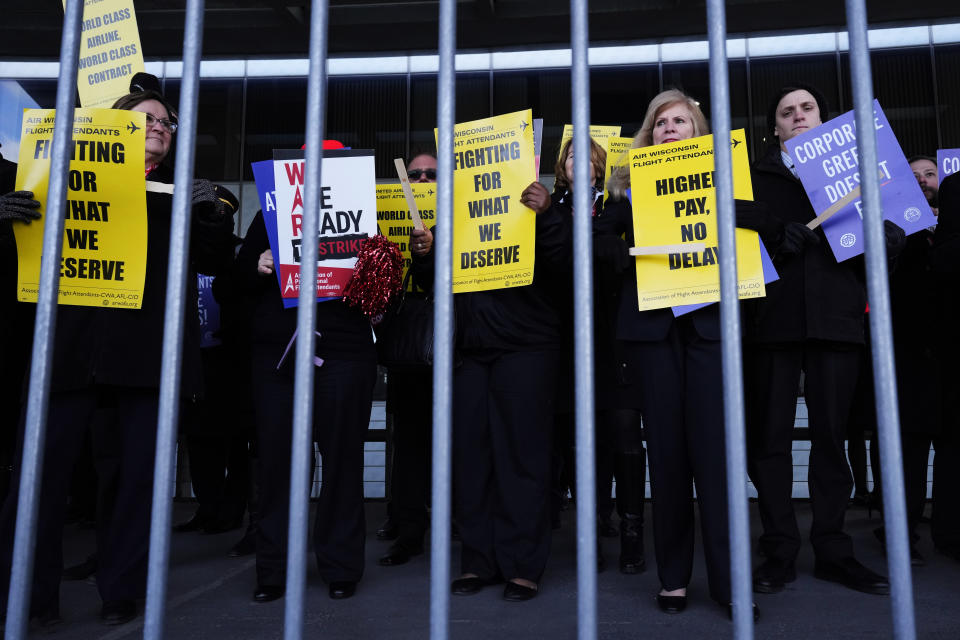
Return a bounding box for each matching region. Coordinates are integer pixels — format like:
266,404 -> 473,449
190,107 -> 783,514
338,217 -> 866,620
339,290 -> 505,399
145,181 -> 174,194
807,186 -> 861,230
629,242 -> 706,256
393,158 -> 425,231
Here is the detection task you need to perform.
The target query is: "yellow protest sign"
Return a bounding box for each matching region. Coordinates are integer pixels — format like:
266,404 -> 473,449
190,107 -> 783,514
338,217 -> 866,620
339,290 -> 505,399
66,0 -> 145,108
439,109 -> 537,293
604,136 -> 634,201
558,124 -> 621,158
376,182 -> 437,287
14,107 -> 148,308
629,129 -> 764,311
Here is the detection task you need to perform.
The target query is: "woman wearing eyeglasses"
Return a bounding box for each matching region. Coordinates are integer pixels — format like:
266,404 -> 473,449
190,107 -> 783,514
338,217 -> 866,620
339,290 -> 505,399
0,76 -> 235,626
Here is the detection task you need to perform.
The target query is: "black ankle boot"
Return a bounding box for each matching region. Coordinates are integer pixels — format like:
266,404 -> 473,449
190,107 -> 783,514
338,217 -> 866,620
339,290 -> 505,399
614,450 -> 647,574
619,514 -> 646,573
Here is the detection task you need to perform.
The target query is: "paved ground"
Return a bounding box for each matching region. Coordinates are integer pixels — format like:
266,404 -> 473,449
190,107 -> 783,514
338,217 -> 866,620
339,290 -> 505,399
27,500 -> 960,639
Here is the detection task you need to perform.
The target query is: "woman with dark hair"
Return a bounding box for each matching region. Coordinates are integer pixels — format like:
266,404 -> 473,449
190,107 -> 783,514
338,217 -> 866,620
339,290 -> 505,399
598,88 -> 751,617
741,83 -> 895,596
411,169 -> 572,601
0,81 -> 235,626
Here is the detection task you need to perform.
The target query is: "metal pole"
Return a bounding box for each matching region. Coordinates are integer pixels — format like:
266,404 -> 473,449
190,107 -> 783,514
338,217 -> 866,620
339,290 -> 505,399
844,2 -> 916,638
3,1 -> 83,637
143,1 -> 206,638
569,1 -> 597,638
430,0 -> 456,638
283,1 -> 329,638
705,1 -> 753,637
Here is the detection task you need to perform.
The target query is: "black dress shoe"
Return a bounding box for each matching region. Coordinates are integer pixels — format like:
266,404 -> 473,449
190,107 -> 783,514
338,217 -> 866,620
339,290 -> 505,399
100,599 -> 136,625
655,593 -> 687,614
752,558 -> 796,594
329,581 -> 357,599
503,581 -> 538,602
814,556 -> 890,595
451,576 -> 489,595
253,584 -> 284,603
378,542 -> 424,566
376,518 -> 399,540
172,514 -> 206,533
726,602 -> 760,622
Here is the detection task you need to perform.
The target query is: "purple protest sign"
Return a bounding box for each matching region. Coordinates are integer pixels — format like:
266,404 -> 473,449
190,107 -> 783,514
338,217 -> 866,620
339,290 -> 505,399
672,236 -> 779,317
785,100 -> 936,262
937,148 -> 960,185
197,274 -> 221,348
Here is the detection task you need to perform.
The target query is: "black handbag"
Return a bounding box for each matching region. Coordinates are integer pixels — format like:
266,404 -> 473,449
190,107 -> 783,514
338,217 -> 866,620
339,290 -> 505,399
375,271 -> 440,370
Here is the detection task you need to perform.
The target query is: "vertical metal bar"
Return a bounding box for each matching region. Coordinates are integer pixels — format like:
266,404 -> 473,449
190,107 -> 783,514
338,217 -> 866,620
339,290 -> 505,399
705,2 -> 753,638
569,1 -> 596,639
3,1 -> 83,637
283,1 -> 329,638
143,1 -> 206,638
430,0 -> 456,638
928,32 -> 943,150
844,2 -> 917,638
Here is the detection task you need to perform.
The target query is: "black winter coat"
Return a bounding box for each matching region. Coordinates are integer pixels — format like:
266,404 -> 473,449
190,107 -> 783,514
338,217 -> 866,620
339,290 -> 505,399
594,196 -> 720,342
235,210 -> 375,365
410,201 -> 573,352
741,145 -> 866,345
48,164 -> 235,395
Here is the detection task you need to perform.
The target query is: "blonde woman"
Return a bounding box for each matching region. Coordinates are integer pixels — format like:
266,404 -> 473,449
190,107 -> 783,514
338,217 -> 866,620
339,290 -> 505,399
597,89 -> 755,619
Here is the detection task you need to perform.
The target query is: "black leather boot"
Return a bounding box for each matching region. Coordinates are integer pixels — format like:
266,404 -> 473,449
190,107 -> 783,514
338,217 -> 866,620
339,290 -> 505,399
615,450 -> 646,574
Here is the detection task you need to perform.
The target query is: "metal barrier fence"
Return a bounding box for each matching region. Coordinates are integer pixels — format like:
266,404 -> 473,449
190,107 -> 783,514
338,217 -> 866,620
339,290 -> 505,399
4,0 -> 918,638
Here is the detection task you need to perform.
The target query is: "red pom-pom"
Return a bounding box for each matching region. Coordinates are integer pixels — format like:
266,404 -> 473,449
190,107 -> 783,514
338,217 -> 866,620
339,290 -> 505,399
343,234 -> 404,318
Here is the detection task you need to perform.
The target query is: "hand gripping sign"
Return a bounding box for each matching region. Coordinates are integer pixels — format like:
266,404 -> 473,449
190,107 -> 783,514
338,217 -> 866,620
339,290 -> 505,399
437,109 -> 537,294
376,182 -> 437,288
628,129 -> 765,311
271,148 -> 377,304
14,107 -> 147,308
784,100 -> 936,261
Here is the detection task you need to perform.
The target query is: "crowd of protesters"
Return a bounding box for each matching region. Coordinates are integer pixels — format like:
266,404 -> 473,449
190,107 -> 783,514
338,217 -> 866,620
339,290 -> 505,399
0,72 -> 957,628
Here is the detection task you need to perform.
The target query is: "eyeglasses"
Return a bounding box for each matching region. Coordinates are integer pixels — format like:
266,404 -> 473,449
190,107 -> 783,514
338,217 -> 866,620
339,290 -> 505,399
407,168 -> 436,180
144,113 -> 178,134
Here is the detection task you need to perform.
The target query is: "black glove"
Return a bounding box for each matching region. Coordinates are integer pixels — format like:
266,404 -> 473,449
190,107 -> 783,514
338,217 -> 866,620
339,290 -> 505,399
593,233 -> 630,275
192,178 -> 221,208
884,220 -> 906,258
0,190 -> 41,223
777,221 -> 820,257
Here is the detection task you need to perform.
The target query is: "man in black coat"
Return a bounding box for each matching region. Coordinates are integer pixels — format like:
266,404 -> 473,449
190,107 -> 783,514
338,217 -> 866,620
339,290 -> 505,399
930,172 -> 960,559
741,84 -> 900,597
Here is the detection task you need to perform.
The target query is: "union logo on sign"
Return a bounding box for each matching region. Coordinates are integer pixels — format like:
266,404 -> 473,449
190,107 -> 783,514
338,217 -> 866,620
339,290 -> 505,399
903,207 -> 921,223
840,233 -> 856,248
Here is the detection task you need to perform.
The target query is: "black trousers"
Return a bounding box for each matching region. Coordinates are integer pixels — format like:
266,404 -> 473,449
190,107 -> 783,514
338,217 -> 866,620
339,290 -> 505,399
627,320 -> 729,603
385,367 -> 432,548
0,387 -> 159,613
251,347 -> 376,587
453,349 -> 558,582
183,346 -> 252,529
746,341 -> 860,563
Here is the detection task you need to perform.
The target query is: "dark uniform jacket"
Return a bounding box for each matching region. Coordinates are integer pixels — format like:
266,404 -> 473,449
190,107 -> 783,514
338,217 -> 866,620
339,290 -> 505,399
742,145 -> 867,345
410,201 -> 572,352
594,196 -> 721,342
235,210 -> 375,365
48,164 -> 235,395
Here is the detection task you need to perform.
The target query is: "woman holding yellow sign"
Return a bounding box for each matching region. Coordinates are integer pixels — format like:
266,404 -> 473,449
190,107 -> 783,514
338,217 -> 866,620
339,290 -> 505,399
599,89 -> 753,619
0,76 -> 235,626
